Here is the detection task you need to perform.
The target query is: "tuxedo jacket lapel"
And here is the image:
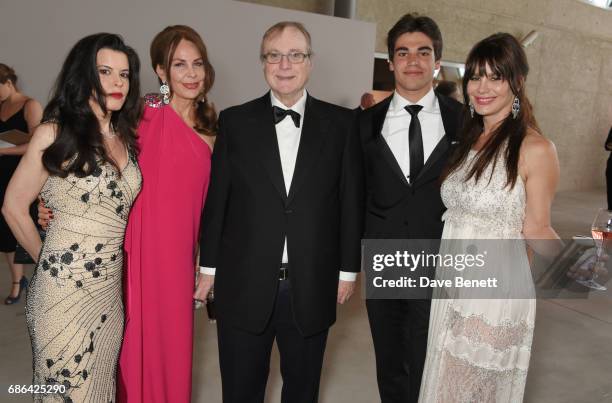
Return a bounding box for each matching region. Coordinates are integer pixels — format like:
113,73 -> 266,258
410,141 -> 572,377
413,93 -> 460,184
371,96 -> 409,187
438,93 -> 460,142
416,136 -> 449,183
287,95 -> 328,205
252,93 -> 288,204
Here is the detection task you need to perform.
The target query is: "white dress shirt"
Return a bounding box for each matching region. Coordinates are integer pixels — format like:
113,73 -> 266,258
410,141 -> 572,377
200,90 -> 355,281
382,88 -> 446,182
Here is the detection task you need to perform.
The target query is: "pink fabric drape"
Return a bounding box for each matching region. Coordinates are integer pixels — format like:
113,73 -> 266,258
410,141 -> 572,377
118,104 -> 211,403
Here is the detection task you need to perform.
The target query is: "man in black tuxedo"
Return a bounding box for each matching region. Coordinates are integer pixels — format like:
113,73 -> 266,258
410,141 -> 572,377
194,21 -> 364,403
358,14 -> 463,403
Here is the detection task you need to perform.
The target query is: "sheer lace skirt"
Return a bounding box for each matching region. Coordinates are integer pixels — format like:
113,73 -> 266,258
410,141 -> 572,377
419,217 -> 535,403
419,298 -> 534,403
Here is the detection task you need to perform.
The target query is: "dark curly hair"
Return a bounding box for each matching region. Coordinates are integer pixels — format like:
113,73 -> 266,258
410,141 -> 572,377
42,33 -> 141,178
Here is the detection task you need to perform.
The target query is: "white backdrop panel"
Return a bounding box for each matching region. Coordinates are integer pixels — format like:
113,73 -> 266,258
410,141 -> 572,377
0,0 -> 375,110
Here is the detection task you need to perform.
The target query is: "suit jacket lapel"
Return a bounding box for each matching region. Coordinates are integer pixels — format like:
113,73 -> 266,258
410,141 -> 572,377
371,96 -> 409,187
286,95 -> 328,205
413,93 -> 460,183
438,93 -> 459,144
252,93 -> 288,203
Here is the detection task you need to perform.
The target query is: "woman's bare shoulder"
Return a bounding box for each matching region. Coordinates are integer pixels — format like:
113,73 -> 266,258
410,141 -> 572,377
521,129 -> 556,160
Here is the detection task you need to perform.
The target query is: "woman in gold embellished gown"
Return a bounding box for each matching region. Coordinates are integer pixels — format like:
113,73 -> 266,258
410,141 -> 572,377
2,33 -> 142,402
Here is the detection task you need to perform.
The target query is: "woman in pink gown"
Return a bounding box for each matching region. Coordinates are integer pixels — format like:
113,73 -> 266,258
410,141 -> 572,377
118,25 -> 216,403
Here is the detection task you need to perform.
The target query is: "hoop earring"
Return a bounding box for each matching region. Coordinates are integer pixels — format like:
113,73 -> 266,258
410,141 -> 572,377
511,96 -> 520,119
160,81 -> 170,105
469,103 -> 475,118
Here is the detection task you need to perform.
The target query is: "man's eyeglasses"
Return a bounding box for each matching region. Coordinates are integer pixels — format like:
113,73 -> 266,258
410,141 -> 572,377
261,52 -> 311,64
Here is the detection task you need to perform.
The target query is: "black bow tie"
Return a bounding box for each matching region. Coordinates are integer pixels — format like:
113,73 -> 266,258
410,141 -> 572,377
272,106 -> 301,128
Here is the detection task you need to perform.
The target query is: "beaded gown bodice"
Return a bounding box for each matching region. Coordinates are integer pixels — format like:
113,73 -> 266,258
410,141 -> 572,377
26,153 -> 141,402
441,149 -> 525,239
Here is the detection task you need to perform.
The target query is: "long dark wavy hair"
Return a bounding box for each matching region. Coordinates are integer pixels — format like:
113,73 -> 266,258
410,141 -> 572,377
42,33 -> 141,177
150,25 -> 217,136
443,33 -> 541,189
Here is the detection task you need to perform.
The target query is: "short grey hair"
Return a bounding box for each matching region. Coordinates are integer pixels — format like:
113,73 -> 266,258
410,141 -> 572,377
259,21 -> 313,61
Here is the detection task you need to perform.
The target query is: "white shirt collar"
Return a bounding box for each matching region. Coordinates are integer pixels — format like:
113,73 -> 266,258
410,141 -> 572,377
270,89 -> 307,117
390,87 -> 438,114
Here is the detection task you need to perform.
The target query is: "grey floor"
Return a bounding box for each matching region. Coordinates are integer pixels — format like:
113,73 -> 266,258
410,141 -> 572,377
1,190 -> 611,402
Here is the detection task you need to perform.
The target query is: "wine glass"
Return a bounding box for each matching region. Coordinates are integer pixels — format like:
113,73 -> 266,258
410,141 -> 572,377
576,209 -> 610,290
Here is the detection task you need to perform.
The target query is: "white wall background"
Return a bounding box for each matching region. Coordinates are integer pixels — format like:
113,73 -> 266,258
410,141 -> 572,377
0,0 -> 375,110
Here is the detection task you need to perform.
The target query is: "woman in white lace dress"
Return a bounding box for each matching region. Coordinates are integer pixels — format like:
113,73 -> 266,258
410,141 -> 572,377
418,33 -> 561,403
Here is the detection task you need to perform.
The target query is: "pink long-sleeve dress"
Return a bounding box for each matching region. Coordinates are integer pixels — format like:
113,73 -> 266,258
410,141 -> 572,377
117,99 -> 211,403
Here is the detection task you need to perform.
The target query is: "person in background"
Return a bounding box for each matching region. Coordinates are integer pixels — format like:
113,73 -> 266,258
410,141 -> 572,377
3,33 -> 142,401
605,126 -> 612,209
360,92 -> 376,110
0,63 -> 42,304
434,80 -> 462,103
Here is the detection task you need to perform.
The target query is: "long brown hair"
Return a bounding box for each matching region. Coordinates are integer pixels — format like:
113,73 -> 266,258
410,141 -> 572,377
443,33 -> 540,189
150,25 -> 217,136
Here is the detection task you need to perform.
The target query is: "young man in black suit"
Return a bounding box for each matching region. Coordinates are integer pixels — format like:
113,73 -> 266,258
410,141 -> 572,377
357,14 -> 464,403
194,21 -> 364,403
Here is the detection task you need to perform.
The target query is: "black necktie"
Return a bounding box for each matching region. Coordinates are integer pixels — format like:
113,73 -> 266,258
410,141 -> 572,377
405,105 -> 424,183
272,106 -> 301,128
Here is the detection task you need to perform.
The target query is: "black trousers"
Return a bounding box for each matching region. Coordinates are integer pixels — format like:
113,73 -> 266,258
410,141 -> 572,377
366,299 -> 431,403
217,279 -> 329,403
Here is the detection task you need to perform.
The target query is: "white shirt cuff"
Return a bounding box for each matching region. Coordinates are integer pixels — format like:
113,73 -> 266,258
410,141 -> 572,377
199,266 -> 216,275
339,270 -> 358,282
